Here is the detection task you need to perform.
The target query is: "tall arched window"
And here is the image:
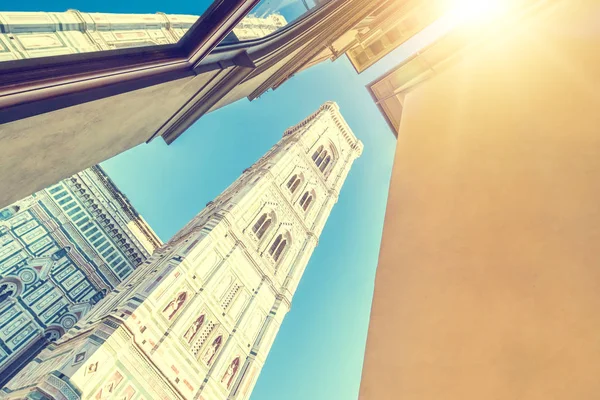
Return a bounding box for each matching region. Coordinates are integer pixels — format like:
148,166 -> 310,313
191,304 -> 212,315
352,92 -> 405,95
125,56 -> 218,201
291,179 -> 301,193
317,150 -> 327,166
252,213 -> 272,239
299,192 -> 313,211
287,174 -> 301,194
312,145 -> 335,174
257,219 -> 271,238
287,174 -> 297,189
268,234 -> 288,262
299,192 -> 308,206
274,239 -> 287,261
320,155 -> 331,172
269,235 -> 281,255
303,195 -> 313,211
312,145 -> 323,161
252,214 -> 266,232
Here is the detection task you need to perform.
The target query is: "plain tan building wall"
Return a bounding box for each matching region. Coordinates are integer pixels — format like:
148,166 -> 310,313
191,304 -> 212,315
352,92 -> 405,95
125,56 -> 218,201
360,1 -> 600,399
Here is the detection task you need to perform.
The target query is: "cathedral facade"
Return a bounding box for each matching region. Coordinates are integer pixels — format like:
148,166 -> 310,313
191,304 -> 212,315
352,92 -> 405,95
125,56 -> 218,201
0,10 -> 286,62
0,166 -> 161,387
2,102 -> 362,400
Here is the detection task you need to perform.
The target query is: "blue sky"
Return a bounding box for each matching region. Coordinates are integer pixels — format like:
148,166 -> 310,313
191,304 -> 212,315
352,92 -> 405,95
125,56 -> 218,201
4,1 -> 450,398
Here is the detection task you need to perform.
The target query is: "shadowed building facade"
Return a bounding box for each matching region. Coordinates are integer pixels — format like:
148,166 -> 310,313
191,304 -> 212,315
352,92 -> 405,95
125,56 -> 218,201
2,102 -> 362,400
360,0 -> 600,398
0,166 -> 161,387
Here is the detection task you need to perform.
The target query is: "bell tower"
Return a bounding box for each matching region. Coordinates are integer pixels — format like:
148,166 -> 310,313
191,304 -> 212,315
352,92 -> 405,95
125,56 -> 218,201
2,102 -> 363,400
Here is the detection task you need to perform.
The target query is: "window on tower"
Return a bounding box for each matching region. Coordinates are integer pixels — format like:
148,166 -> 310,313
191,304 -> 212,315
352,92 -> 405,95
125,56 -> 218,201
304,195 -> 313,211
312,145 -> 323,161
320,155 -> 331,172
287,174 -> 302,194
268,234 -> 289,262
299,191 -> 314,212
312,144 -> 336,175
252,213 -> 273,239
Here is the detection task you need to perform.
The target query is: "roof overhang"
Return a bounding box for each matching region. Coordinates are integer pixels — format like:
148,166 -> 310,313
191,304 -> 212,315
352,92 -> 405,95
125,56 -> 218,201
366,0 -> 557,137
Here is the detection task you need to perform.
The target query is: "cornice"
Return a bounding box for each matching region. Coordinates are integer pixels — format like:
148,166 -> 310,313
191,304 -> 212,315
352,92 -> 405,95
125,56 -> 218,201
87,166 -> 163,248
283,101 -> 363,156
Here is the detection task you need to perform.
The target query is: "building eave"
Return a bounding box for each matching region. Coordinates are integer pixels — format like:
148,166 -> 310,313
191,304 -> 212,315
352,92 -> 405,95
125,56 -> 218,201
366,0 -> 556,137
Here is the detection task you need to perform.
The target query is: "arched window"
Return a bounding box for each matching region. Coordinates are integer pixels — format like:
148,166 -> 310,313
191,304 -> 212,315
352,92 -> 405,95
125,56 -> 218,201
320,155 -> 331,172
312,145 -> 336,174
274,239 -> 287,261
299,192 -> 313,211
257,219 -> 271,238
252,214 -> 266,232
316,150 -> 327,167
252,213 -> 272,239
312,145 -> 323,161
291,178 -> 301,193
268,234 -> 288,262
303,195 -> 313,211
299,192 -> 308,207
269,235 -> 282,255
287,174 -> 302,194
287,174 -> 297,189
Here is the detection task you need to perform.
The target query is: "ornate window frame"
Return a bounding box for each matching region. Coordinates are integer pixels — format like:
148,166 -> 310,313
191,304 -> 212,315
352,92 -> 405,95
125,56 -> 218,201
249,209 -> 277,244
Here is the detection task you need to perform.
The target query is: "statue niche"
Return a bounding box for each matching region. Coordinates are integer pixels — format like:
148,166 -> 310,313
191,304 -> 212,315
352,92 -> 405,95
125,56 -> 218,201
184,315 -> 205,343
202,335 -> 222,366
221,357 -> 241,389
162,292 -> 187,320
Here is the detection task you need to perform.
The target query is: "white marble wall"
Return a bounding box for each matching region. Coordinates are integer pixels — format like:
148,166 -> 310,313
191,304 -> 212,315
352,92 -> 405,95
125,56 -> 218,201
0,10 -> 287,62
0,167 -> 161,385
2,102 -> 361,400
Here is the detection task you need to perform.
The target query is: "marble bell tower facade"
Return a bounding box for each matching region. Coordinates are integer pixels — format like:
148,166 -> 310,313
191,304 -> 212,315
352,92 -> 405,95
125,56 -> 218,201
2,102 -> 363,400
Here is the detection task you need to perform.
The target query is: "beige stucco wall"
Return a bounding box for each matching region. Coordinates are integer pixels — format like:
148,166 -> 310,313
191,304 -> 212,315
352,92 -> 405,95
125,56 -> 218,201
360,1 -> 600,399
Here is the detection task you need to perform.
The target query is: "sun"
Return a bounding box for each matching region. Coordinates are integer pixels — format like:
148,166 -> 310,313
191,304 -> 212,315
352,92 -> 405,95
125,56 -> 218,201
445,0 -> 509,26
